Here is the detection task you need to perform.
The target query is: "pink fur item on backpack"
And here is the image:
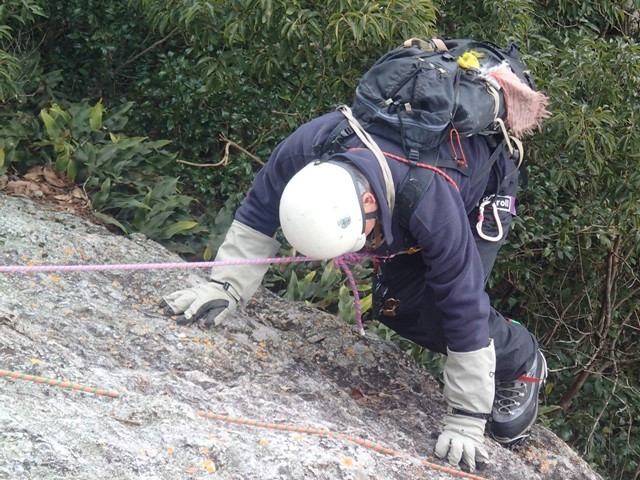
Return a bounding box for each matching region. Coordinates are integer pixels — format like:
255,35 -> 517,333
485,64 -> 552,138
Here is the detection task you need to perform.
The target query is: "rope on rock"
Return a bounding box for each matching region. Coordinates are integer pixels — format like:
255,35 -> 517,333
0,369 -> 491,479
0,253 -> 377,334
1,255 -> 496,478
197,410 -> 491,480
0,369 -> 120,398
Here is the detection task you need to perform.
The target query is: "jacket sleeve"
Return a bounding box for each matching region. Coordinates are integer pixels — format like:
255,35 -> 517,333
408,175 -> 492,353
235,113 -> 342,237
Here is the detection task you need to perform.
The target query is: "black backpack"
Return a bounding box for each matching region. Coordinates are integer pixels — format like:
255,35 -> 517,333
352,38 -> 536,153
322,37 -> 549,227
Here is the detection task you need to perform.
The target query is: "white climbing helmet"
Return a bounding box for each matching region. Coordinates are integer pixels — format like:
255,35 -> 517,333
279,161 -> 366,260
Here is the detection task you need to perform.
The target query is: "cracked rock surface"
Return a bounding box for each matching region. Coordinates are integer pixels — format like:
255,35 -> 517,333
0,194 -> 602,480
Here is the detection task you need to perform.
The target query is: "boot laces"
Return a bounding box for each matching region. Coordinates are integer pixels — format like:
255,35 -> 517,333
495,378 -> 527,415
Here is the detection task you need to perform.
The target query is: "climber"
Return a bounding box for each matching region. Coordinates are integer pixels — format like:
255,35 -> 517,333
160,108 -> 547,471
161,37 -> 551,471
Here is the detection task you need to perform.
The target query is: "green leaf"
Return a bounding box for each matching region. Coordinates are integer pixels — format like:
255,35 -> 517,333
359,293 -> 372,314
337,284 -> 354,323
160,220 -> 198,239
40,110 -> 62,139
49,104 -> 72,123
538,405 -> 563,416
90,99 -> 104,130
54,155 -> 68,173
66,159 -> 78,181
91,212 -> 128,234
283,272 -> 299,301
91,178 -> 112,210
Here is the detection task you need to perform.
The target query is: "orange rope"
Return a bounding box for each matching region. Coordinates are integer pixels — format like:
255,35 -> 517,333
449,128 -> 468,167
197,410 -> 491,480
0,368 -> 490,478
0,369 -> 120,398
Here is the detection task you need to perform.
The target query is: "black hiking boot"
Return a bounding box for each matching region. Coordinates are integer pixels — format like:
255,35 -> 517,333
489,349 -> 547,447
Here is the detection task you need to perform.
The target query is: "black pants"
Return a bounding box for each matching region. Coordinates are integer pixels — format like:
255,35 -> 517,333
373,161 -> 537,381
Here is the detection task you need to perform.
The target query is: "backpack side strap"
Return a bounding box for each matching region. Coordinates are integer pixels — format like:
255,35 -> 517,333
470,138 -> 506,187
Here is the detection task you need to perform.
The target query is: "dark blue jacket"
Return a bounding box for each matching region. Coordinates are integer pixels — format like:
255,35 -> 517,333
236,110 -> 505,353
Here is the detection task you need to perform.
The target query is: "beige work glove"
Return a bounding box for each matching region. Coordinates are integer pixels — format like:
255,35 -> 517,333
435,339 -> 496,471
161,220 -> 280,326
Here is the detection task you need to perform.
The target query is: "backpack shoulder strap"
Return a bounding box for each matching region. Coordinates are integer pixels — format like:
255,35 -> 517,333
469,137 -> 506,187
318,118 -> 354,160
395,148 -> 438,229
396,137 -> 510,229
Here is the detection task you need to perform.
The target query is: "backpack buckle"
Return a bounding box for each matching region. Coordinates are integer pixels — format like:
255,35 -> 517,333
408,149 -> 420,167
403,38 -> 436,51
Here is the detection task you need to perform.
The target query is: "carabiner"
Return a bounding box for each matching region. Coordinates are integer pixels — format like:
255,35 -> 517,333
476,199 -> 503,242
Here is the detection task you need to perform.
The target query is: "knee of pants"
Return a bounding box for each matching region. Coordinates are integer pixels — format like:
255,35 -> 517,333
373,276 -> 448,354
490,310 -> 539,380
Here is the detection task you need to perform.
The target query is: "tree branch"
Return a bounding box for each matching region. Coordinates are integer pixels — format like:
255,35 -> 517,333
176,134 -> 264,168
114,27 -> 180,75
558,236 -> 621,410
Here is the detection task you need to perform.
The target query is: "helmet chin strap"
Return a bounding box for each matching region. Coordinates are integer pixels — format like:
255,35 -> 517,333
361,209 -> 378,241
350,205 -> 379,253
365,221 -> 385,251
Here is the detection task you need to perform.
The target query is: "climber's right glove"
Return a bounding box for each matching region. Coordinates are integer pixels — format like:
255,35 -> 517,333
160,220 -> 280,326
434,339 -> 496,471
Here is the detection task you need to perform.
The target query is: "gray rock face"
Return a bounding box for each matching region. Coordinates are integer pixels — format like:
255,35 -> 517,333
0,194 -> 602,480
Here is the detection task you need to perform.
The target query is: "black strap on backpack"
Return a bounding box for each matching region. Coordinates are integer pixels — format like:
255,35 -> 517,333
317,118 -> 353,160
395,138 -> 510,229
395,151 -> 438,229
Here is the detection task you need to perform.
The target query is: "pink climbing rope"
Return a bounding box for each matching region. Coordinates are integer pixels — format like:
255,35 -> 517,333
0,256 -> 312,273
333,254 -> 366,335
0,254 -> 373,334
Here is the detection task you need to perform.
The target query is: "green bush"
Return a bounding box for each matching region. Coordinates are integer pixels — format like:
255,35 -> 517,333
2,96 -> 212,254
